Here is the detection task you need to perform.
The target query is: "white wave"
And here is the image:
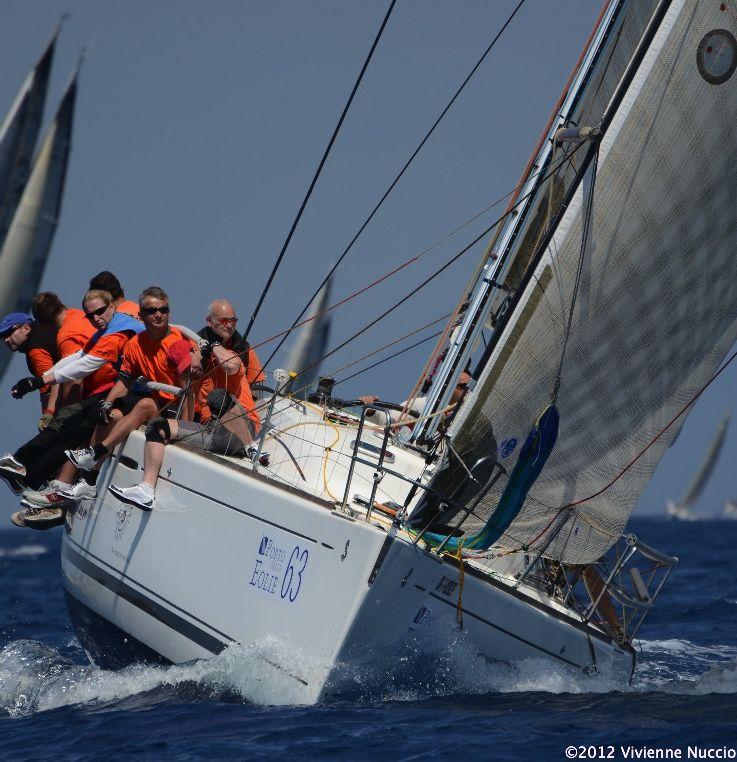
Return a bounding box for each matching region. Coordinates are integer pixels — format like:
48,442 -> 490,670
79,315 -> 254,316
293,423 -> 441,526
0,638 -> 325,716
0,544 -> 47,558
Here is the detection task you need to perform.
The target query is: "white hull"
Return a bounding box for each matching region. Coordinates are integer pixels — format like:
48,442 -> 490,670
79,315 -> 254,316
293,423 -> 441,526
61,426 -> 633,704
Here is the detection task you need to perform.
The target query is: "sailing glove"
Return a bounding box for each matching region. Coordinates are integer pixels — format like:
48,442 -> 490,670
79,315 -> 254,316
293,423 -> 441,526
11,376 -> 44,399
38,412 -> 54,431
198,339 -> 217,363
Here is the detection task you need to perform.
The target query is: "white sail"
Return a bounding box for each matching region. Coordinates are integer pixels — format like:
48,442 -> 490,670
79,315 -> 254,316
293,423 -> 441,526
0,67 -> 78,380
440,0 -> 737,563
0,27 -> 58,250
285,273 -> 333,395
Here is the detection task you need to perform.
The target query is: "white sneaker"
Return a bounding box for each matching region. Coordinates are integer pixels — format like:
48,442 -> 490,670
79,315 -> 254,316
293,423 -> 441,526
109,482 -> 155,511
64,446 -> 98,470
0,453 -> 26,479
22,480 -> 75,508
58,480 -> 97,502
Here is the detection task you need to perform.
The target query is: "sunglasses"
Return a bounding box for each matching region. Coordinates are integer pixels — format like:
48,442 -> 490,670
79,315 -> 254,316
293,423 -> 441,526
84,305 -> 110,320
141,305 -> 170,316
456,382 -> 469,391
212,316 -> 237,327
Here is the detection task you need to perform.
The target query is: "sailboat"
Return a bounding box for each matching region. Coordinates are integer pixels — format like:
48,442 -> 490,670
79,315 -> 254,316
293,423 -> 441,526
0,26 -> 57,250
0,33 -> 77,382
666,413 -> 730,520
62,0 -> 737,702
284,273 -> 334,397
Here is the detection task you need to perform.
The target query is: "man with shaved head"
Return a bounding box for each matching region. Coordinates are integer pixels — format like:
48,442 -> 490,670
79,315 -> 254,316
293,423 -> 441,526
198,299 -> 264,391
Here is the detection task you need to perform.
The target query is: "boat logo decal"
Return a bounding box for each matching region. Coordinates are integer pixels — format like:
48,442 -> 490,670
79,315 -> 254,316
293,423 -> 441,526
114,506 -> 131,542
250,534 -> 309,603
340,540 -> 350,562
413,606 -> 431,626
435,575 -> 458,597
499,438 -> 518,459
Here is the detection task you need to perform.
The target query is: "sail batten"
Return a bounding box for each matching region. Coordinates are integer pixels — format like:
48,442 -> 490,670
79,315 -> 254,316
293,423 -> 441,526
432,0 -> 737,563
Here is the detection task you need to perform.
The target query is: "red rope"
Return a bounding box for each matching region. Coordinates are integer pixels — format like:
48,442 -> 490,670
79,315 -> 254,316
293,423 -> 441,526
525,345 -> 737,549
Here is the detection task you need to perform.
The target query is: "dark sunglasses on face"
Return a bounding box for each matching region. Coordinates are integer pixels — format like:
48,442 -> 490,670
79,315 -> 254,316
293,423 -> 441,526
456,382 -> 469,391
84,305 -> 110,320
141,305 -> 170,316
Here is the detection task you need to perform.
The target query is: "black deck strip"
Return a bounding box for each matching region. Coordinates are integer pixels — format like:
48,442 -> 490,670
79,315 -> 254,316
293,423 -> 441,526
63,542 -> 230,655
442,555 -> 633,654
428,591 -> 584,669
173,440 -> 334,509
157,474 -> 319,544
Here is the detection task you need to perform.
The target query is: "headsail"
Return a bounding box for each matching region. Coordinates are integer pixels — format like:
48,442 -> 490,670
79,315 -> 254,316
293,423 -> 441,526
428,0 -> 737,563
286,273 -> 334,395
0,65 -> 78,380
0,26 -> 58,250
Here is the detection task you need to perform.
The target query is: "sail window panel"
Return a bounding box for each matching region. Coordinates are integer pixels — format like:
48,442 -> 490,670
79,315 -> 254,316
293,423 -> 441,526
449,0 -> 737,564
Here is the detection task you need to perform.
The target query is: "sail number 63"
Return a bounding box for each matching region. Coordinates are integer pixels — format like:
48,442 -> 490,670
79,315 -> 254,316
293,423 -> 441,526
281,546 -> 309,602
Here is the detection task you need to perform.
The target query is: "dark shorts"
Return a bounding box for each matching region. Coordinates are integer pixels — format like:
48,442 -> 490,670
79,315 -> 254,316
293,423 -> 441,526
176,390 -> 257,458
111,391 -> 153,417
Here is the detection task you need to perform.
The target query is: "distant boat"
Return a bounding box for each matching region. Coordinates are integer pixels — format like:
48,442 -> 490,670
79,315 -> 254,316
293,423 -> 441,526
0,26 -> 58,252
285,272 -> 333,396
666,413 -> 731,521
0,59 -> 78,381
723,500 -> 737,520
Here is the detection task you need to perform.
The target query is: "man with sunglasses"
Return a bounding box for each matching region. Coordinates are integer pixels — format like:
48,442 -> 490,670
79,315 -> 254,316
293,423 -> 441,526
61,287 -> 200,502
2,290 -> 144,526
198,299 -> 265,390
0,311 -> 60,427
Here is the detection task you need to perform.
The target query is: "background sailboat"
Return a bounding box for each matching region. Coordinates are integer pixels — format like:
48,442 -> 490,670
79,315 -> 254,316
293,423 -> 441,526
0,61 -> 78,381
0,27 -> 57,252
666,412 -> 731,521
285,272 -> 333,396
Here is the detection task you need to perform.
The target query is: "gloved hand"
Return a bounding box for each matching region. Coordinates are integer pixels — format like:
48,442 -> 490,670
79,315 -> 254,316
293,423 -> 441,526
97,400 -> 114,424
11,376 -> 44,399
38,412 -> 54,431
198,339 -> 217,363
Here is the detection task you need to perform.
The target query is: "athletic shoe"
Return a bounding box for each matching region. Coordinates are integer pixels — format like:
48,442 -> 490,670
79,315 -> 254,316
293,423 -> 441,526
0,453 -> 26,479
10,510 -> 26,528
18,501 -> 65,530
0,474 -> 24,495
64,446 -> 98,470
22,480 -> 75,508
57,480 -> 97,502
109,483 -> 154,511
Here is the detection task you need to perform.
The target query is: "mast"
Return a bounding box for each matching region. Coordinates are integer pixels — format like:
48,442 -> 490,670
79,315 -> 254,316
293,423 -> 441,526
413,0 -> 629,442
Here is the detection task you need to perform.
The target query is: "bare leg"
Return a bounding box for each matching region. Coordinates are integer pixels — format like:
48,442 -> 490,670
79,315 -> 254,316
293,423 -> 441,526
142,420 -> 178,488
583,566 -> 621,632
101,398 -> 158,451
219,406 -> 254,446
56,461 -> 78,485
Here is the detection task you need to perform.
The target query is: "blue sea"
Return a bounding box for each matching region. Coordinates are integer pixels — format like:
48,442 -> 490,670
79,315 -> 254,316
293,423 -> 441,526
1,517 -> 737,760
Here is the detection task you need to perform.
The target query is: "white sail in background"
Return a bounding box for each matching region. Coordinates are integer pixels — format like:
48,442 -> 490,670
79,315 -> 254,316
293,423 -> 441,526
0,66 -> 78,380
667,413 -> 730,519
0,27 -> 58,249
286,273 -> 333,395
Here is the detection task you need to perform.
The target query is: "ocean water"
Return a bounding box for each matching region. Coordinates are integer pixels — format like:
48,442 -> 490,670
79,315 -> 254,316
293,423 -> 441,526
1,517 -> 736,760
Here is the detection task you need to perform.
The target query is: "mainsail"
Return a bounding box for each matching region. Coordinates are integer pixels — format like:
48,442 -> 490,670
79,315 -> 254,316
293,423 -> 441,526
0,66 -> 78,380
431,0 -> 737,563
286,273 -> 334,395
0,27 -> 58,249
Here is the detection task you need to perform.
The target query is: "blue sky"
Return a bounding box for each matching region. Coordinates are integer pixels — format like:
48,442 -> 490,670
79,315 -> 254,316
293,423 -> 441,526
0,0 -> 735,527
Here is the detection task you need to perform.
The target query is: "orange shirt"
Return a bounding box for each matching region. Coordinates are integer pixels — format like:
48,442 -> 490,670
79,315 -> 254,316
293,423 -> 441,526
246,348 -> 265,386
198,360 -> 260,430
27,346 -> 55,377
56,308 -> 95,358
116,299 -> 140,319
119,328 -> 189,406
81,331 -> 133,397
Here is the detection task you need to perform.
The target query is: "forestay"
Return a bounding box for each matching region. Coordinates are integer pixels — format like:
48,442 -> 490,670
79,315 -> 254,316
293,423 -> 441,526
446,0 -> 737,563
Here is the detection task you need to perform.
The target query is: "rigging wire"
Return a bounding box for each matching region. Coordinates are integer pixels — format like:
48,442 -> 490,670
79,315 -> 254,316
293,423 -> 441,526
263,0 -> 528,368
242,0 -> 398,343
